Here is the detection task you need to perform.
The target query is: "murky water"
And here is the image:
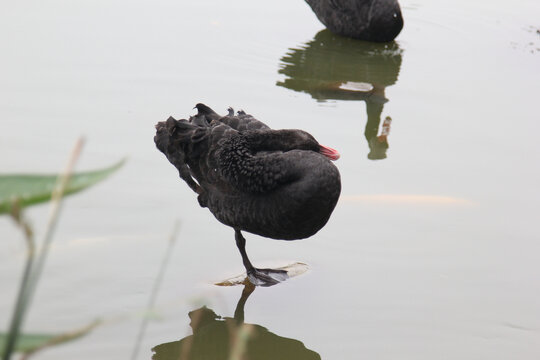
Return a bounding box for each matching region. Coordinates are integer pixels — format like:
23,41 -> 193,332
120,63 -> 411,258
1,0 -> 539,359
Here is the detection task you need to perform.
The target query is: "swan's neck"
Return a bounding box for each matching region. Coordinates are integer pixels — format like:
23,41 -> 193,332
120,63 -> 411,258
243,130 -> 319,153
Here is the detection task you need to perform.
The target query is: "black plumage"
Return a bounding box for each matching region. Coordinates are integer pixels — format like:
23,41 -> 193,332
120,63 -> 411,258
305,0 -> 404,42
154,103 -> 341,286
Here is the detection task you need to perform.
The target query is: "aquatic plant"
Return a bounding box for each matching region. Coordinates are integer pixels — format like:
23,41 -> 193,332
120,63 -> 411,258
0,139 -> 124,360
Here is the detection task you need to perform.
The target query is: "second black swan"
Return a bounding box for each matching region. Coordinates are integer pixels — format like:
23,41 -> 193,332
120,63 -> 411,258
154,104 -> 341,286
305,0 -> 404,42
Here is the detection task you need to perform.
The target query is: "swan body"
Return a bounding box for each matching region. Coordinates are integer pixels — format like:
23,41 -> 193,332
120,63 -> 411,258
154,104 -> 341,285
305,0 -> 404,42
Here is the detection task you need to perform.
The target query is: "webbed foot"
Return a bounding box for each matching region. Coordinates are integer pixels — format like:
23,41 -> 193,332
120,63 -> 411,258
247,267 -> 289,287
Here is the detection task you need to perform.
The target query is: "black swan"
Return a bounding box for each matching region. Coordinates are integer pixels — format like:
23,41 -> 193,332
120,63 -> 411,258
154,104 -> 341,286
305,0 -> 404,42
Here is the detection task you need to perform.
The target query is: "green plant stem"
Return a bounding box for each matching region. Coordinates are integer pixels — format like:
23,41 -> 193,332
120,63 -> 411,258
19,320 -> 100,360
1,138 -> 84,360
130,221 -> 181,360
2,210 -> 36,360
27,138 -> 84,300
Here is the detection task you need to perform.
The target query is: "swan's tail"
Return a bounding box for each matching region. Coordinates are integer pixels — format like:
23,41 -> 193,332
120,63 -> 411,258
154,117 -> 209,157
155,117 -> 211,195
154,117 -> 173,154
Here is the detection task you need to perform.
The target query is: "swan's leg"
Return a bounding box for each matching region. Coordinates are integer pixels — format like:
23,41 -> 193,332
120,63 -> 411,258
233,283 -> 255,323
234,229 -> 254,270
234,230 -> 289,287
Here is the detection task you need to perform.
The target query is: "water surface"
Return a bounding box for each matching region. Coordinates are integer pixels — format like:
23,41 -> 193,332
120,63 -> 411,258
1,0 -> 539,359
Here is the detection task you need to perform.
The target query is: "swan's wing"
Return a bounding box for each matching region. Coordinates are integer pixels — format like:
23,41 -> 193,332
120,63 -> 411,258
191,103 -> 270,131
306,0 -> 372,25
217,108 -> 271,132
155,116 -> 239,201
189,103 -> 221,127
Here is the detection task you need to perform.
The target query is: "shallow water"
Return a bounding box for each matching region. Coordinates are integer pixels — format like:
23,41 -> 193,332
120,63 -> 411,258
1,0 -> 540,359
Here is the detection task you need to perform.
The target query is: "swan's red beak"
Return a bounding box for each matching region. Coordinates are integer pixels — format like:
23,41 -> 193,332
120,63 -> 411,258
319,145 -> 340,161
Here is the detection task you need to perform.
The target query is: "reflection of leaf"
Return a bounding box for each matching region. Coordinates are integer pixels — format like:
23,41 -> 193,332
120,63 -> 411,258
0,159 -> 125,214
0,319 -> 99,355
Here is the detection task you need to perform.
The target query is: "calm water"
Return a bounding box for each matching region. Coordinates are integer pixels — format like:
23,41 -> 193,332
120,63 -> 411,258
1,0 -> 540,359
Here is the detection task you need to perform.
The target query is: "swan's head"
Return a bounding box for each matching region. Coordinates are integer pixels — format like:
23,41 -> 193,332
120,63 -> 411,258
246,129 -> 340,161
284,130 -> 340,161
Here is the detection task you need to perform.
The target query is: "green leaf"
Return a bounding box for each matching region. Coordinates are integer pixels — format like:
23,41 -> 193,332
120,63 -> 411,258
0,320 -> 99,354
0,333 -> 56,353
0,159 -> 125,215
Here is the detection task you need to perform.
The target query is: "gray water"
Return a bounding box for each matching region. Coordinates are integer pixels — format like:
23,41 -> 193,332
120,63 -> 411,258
1,0 -> 540,359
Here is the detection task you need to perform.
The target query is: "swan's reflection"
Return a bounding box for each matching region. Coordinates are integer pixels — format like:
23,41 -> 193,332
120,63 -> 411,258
151,284 -> 320,360
277,29 -> 403,160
